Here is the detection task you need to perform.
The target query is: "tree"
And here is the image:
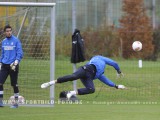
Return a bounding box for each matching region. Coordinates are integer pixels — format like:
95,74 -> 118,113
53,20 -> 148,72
118,0 -> 154,59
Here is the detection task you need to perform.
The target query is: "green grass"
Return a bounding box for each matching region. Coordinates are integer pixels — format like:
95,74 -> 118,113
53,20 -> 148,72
1,58 -> 160,120
0,104 -> 160,120
3,58 -> 160,102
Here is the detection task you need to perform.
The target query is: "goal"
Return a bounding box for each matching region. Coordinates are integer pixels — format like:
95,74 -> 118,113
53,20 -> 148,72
0,2 -> 56,106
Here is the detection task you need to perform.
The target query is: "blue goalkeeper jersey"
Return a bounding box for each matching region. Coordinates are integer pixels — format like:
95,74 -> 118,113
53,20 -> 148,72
87,55 -> 121,87
0,35 -> 23,64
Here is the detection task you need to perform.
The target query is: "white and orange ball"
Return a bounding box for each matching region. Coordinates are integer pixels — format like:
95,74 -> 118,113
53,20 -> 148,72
9,96 -> 25,104
132,41 -> 142,51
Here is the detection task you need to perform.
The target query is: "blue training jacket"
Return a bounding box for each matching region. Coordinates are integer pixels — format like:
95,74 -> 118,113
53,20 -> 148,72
87,55 -> 121,87
0,35 -> 23,64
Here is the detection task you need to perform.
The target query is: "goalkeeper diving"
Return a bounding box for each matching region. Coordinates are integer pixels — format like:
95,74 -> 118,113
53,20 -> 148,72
41,55 -> 126,99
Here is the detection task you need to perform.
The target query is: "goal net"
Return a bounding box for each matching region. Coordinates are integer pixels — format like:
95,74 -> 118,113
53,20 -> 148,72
0,2 -> 56,106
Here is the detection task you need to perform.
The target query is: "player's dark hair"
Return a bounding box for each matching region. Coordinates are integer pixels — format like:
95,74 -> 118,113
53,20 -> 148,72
4,24 -> 12,32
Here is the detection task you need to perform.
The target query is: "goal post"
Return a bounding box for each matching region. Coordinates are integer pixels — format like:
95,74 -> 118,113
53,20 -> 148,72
0,2 -> 56,106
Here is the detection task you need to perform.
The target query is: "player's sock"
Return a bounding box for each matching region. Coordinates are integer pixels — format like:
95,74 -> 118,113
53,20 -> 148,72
41,80 -> 56,88
70,91 -> 77,95
14,93 -> 19,104
10,93 -> 19,108
0,93 -> 3,107
49,80 -> 55,85
67,90 -> 77,99
0,85 -> 4,107
13,85 -> 19,105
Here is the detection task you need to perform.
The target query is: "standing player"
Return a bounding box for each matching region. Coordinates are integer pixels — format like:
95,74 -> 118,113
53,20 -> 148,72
0,25 -> 23,108
41,55 -> 125,99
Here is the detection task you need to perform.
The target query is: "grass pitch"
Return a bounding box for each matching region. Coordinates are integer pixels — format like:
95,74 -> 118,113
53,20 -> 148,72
1,58 -> 160,120
0,104 -> 160,120
3,58 -> 160,102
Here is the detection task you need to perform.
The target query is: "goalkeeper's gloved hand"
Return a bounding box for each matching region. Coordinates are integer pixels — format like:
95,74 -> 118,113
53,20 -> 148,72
115,85 -> 126,89
116,70 -> 124,79
10,60 -> 19,71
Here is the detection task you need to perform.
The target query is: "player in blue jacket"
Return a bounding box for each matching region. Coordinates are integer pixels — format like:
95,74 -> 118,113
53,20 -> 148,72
0,25 -> 23,108
41,55 -> 125,99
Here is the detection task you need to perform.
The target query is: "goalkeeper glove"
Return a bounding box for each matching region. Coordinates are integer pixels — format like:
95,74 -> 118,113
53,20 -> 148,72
115,85 -> 126,89
10,60 -> 19,71
116,70 -> 124,79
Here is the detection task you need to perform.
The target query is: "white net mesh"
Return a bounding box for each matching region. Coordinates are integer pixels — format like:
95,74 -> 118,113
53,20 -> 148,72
0,6 -> 51,104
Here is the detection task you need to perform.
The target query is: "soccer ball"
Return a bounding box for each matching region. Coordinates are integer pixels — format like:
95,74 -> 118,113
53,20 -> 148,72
9,96 -> 25,104
132,41 -> 142,51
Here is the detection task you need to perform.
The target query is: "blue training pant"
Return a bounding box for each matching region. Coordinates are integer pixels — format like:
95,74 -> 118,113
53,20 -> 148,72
57,64 -> 96,95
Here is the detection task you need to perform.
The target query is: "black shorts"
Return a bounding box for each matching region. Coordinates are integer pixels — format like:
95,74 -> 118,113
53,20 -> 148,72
73,64 -> 96,80
0,63 -> 19,86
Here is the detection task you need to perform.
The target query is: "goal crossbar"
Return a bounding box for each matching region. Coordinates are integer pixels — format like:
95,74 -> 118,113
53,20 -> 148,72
0,2 -> 56,7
